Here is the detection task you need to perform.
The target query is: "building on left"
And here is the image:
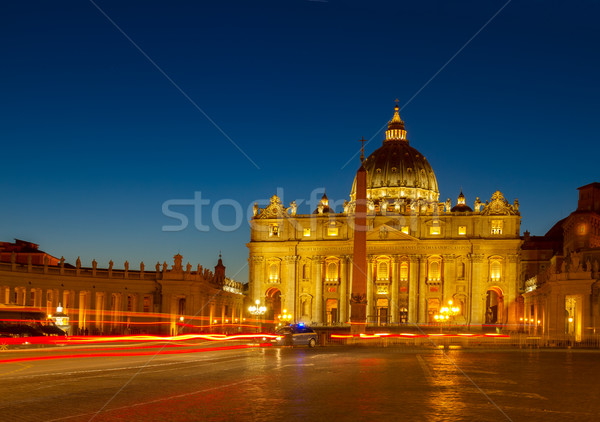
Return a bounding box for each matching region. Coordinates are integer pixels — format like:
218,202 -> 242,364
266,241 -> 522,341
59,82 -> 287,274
0,240 -> 245,335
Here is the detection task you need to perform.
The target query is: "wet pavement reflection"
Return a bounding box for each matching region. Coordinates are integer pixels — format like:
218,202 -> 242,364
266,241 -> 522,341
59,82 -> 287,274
2,347 -> 600,421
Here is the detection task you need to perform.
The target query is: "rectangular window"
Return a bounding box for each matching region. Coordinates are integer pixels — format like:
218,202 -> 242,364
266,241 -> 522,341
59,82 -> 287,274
401,226 -> 409,234
143,297 -> 151,313
429,226 -> 440,235
458,226 -> 467,236
491,220 -> 503,234
303,228 -> 311,237
327,227 -> 339,236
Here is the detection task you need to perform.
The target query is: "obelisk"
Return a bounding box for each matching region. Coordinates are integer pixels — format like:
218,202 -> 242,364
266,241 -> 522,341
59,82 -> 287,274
350,138 -> 368,334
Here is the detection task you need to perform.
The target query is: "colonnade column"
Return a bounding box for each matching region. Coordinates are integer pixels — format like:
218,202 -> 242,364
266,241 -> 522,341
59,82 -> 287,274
366,257 -> 374,323
339,256 -> 348,324
391,255 -> 399,323
408,255 -> 420,323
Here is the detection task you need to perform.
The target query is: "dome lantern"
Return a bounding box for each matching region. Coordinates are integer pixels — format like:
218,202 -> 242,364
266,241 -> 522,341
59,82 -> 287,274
350,103 -> 439,203
385,101 -> 407,142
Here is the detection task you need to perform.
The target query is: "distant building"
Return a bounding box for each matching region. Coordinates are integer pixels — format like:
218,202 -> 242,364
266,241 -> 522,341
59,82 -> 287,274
248,104 -> 522,328
0,239 -> 61,267
0,242 -> 244,335
523,183 -> 600,341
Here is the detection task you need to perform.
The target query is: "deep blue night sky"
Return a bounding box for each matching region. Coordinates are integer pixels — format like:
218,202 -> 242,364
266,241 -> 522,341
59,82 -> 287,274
1,1 -> 599,282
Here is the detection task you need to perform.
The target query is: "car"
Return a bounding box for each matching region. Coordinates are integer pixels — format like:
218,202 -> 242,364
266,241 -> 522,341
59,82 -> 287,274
273,324 -> 318,347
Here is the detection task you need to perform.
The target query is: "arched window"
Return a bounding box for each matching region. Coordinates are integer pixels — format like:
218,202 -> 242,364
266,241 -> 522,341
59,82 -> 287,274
400,262 -> 409,281
490,260 -> 501,281
302,263 -> 309,279
458,262 -> 465,279
429,260 -> 440,281
377,261 -> 389,280
269,264 -> 278,281
327,262 -> 338,280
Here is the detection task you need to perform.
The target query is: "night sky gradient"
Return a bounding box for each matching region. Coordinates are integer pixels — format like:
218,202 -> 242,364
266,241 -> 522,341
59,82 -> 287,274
1,1 -> 599,282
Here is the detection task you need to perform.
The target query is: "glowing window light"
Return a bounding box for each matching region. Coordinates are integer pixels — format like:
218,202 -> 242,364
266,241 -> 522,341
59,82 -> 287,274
400,262 -> 408,281
491,220 -> 503,235
429,261 -> 440,281
490,260 -> 501,281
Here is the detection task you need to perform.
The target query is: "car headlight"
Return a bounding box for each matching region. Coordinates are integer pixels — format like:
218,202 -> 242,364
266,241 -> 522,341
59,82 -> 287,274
276,336 -> 282,341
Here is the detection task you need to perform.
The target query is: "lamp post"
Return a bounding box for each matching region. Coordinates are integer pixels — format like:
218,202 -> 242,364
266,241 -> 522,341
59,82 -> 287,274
434,300 -> 460,333
248,299 -> 267,333
277,309 -> 293,327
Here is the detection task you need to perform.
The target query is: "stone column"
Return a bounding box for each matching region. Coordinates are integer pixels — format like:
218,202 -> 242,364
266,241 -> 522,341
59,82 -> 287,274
470,254 -> 484,326
442,254 -> 456,303
418,257 -> 427,323
506,254 -> 519,326
366,257 -> 374,323
340,256 -> 348,324
313,256 -> 323,324
285,256 -> 298,318
408,255 -> 420,323
391,256 -> 399,323
251,256 -> 264,302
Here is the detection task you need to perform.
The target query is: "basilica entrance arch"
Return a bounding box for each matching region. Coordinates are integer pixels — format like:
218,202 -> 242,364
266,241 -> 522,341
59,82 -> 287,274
485,287 -> 504,324
376,298 -> 389,325
326,298 -> 338,324
265,287 -> 281,324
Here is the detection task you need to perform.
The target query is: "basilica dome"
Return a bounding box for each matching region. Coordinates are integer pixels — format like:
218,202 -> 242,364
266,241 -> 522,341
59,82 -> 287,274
350,104 -> 439,203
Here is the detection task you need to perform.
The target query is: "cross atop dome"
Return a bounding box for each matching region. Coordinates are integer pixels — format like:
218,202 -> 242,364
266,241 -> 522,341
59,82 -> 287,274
385,102 -> 407,142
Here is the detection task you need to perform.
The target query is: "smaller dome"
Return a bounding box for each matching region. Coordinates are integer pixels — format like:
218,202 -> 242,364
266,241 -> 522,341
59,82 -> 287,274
313,192 -> 331,214
451,189 -> 473,212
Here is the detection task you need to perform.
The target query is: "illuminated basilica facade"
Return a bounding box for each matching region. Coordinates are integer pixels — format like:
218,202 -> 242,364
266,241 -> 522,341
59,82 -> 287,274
248,105 -> 522,327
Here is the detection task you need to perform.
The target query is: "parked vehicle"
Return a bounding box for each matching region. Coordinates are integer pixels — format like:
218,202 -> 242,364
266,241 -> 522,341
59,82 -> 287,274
0,305 -> 66,337
273,323 -> 317,347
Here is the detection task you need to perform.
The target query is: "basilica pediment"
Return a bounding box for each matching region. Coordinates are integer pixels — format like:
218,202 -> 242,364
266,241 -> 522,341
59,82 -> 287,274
480,191 -> 519,216
254,195 -> 287,219
366,224 -> 417,241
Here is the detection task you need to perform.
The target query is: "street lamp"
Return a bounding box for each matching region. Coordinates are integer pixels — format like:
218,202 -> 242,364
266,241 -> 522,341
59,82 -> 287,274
248,299 -> 267,332
278,309 -> 293,326
434,299 -> 460,333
